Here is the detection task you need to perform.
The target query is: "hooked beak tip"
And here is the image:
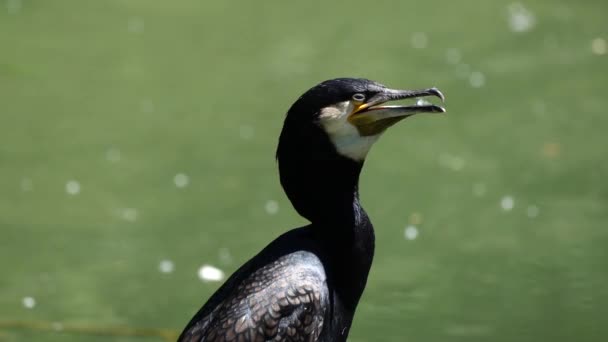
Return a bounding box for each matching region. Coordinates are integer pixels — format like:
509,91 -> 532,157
429,87 -> 445,103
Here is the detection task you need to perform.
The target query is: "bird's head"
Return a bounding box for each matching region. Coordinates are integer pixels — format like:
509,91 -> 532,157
276,78 -> 445,223
279,78 -> 445,161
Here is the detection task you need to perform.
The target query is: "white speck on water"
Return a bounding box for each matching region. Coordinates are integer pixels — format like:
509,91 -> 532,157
472,183 -> 487,197
159,259 -> 175,274
6,0 -> 21,14
591,38 -> 607,55
438,153 -> 465,171
121,208 -> 138,222
416,98 -> 432,106
173,173 -> 190,188
527,205 -> 540,218
500,196 -> 515,211
446,48 -> 462,65
265,200 -> 279,215
22,296 -> 36,309
469,71 -> 486,88
239,125 -> 255,140
218,247 -> 233,265
507,3 -> 536,33
128,16 -> 145,34
20,177 -> 33,192
404,225 -> 419,240
198,264 -> 224,282
105,147 -> 121,163
410,32 -> 428,49
65,180 -> 81,195
140,99 -> 155,113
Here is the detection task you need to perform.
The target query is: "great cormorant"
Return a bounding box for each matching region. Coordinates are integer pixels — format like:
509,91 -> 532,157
178,78 -> 445,341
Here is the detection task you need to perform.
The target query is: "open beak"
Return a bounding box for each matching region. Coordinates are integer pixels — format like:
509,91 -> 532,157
348,87 -> 446,136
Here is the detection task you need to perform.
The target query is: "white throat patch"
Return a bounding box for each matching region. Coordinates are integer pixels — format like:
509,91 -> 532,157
318,101 -> 380,161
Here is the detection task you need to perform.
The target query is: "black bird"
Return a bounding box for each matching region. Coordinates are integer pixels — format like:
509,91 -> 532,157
179,78 -> 445,342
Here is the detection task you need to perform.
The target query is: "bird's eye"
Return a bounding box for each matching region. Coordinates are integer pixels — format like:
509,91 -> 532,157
352,93 -> 365,102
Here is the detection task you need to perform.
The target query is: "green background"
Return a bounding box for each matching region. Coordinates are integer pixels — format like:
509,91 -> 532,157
1,0 -> 607,341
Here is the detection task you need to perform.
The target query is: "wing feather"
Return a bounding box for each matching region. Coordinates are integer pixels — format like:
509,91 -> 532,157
180,251 -> 327,342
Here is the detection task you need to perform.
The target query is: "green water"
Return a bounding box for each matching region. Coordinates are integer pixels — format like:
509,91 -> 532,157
1,1 -> 607,341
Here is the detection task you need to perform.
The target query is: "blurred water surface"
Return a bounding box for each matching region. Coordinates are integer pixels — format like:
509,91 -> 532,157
1,1 -> 607,341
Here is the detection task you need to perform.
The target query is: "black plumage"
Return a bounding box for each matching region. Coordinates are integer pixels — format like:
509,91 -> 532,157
178,78 -> 445,342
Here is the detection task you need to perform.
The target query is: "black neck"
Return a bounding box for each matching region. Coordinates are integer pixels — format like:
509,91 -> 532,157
277,119 -> 365,226
277,121 -> 375,309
